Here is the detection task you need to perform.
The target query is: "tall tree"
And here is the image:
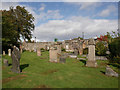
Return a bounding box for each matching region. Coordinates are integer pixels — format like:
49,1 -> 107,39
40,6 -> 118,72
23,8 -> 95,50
2,6 -> 35,51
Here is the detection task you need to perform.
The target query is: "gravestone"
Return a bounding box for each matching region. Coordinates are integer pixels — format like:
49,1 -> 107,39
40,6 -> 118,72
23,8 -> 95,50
8,49 -> 11,56
49,47 -> 58,62
37,48 -> 41,56
59,54 -> 66,63
20,44 -> 23,53
11,46 -> 21,73
79,45 -> 83,55
3,51 -> 5,56
3,59 -> 8,66
86,38 -> 97,67
105,65 -> 118,77
74,49 -> 79,55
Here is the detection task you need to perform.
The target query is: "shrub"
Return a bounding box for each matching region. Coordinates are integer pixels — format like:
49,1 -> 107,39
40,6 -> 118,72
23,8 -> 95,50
95,41 -> 107,56
83,48 -> 88,54
108,37 -> 120,64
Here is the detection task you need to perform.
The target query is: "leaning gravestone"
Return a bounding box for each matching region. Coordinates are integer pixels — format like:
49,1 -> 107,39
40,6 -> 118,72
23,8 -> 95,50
105,65 -> 118,77
37,48 -> 41,56
3,59 -> 8,66
86,38 -> 97,67
8,49 -> 11,56
3,51 -> 5,56
11,46 -> 21,73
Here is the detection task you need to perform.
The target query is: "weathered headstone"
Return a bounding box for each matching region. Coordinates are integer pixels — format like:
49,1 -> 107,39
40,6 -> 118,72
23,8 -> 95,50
37,48 -> 41,56
3,59 -> 8,66
86,38 -> 97,67
74,49 -> 79,55
20,44 -> 23,53
11,46 -> 21,73
59,54 -> 66,63
105,65 -> 118,77
8,49 -> 11,56
3,51 -> 5,56
49,47 -> 58,62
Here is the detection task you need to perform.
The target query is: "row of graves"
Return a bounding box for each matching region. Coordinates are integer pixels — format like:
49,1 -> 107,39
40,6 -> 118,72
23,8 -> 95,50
3,38 -> 118,77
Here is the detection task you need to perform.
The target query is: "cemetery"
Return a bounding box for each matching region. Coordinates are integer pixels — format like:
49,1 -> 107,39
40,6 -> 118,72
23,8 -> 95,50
1,3 -> 120,89
2,37 -> 119,88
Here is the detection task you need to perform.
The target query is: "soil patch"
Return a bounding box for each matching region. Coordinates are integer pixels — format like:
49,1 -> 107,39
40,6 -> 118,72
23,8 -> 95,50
35,84 -> 50,88
42,69 -> 58,75
2,75 -> 27,84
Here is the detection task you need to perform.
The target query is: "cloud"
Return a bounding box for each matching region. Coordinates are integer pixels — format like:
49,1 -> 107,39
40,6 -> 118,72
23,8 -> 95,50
1,2 -> 20,10
33,16 -> 117,42
39,3 -> 46,11
99,5 -> 117,17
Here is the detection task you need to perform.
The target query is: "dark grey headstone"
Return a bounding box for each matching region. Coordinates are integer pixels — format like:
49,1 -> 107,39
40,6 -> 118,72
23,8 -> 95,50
60,54 -> 66,63
11,46 -> 21,73
3,59 -> 8,66
74,50 -> 79,55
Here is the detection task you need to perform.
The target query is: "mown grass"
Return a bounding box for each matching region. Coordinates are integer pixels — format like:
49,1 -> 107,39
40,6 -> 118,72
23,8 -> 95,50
2,51 -> 118,88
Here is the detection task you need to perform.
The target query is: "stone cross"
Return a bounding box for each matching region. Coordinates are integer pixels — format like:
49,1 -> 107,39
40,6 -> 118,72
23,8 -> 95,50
11,46 -> 21,73
86,38 -> 97,67
37,48 -> 41,56
3,51 -> 5,56
8,49 -> 11,56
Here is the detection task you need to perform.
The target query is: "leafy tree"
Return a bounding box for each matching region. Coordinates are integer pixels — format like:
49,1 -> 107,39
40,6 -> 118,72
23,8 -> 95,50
54,38 -> 58,42
95,41 -> 107,56
2,6 -> 35,51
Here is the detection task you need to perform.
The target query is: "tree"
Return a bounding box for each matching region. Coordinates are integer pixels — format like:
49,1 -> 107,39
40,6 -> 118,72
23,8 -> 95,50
2,6 -> 35,51
54,38 -> 58,42
95,41 -> 107,56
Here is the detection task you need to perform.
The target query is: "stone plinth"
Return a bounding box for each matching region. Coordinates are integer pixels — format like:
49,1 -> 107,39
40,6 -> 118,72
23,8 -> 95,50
37,48 -> 41,56
86,38 -> 97,67
8,49 -> 11,56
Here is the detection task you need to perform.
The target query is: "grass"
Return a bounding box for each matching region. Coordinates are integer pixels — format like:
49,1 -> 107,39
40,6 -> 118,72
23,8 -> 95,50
2,51 -> 118,88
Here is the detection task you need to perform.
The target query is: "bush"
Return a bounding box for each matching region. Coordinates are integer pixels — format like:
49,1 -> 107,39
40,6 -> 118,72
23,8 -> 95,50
61,48 -> 65,52
40,48 -> 45,52
83,48 -> 88,54
108,37 -> 120,64
95,41 -> 107,56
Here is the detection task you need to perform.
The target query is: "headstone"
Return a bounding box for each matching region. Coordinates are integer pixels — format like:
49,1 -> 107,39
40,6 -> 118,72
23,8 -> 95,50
8,49 -> 11,56
49,47 -> 58,62
3,51 -> 5,56
59,54 -> 66,63
3,59 -> 8,66
86,38 -> 97,67
74,49 -> 79,55
37,48 -> 41,56
105,65 -> 118,77
11,46 -> 21,73
79,45 -> 83,55
20,45 -> 23,53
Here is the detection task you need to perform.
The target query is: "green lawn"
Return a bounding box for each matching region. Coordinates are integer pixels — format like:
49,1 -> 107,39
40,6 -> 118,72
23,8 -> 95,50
2,51 -> 118,88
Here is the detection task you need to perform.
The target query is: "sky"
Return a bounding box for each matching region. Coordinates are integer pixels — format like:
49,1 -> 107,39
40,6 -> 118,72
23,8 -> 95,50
1,1 -> 119,42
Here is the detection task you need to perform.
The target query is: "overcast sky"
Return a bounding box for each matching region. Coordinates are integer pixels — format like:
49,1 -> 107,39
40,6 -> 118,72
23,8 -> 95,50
1,1 -> 118,42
